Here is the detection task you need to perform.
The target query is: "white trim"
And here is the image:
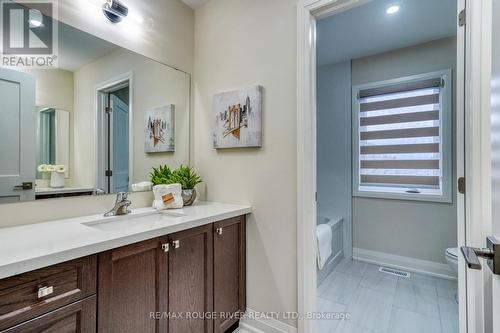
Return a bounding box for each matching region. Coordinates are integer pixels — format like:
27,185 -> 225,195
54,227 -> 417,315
297,2 -> 318,333
353,247 -> 457,281
239,308 -> 298,333
455,1 -> 467,332
463,0 -> 493,332
94,71 -> 134,193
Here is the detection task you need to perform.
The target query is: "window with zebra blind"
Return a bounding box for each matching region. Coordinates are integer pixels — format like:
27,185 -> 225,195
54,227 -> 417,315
352,70 -> 453,202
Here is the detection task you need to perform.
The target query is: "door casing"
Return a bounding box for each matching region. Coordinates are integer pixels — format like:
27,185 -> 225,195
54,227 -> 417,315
94,72 -> 134,194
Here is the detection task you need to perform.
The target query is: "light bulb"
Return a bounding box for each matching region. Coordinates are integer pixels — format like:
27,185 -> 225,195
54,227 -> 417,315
386,5 -> 400,15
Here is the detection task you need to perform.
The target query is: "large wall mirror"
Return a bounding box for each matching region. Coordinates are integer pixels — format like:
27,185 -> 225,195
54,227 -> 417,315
0,13 -> 191,204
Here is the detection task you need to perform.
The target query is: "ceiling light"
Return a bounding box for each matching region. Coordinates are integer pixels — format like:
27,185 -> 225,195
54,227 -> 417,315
386,5 -> 400,15
29,9 -> 43,28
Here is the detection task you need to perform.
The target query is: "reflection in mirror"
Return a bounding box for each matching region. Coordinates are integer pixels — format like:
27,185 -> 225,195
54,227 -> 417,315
0,13 -> 190,204
37,108 -> 70,180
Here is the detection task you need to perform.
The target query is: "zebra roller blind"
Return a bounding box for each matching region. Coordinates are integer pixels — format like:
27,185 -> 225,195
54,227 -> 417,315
356,76 -> 445,194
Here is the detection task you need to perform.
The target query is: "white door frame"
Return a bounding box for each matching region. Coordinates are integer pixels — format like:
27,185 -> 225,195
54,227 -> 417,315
94,71 -> 134,194
296,0 -> 489,332
463,1 -> 493,332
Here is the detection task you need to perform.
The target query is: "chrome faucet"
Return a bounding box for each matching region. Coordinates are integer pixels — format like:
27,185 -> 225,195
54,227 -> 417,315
104,192 -> 132,217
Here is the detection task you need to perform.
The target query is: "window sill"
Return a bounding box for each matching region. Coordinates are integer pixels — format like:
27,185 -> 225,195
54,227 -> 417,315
353,188 -> 453,203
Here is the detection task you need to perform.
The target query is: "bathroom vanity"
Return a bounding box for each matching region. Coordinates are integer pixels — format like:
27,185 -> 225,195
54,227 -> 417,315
0,202 -> 250,333
0,2 -> 250,332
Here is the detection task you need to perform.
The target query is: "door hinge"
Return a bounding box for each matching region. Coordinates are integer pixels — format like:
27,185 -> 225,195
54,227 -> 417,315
458,177 -> 466,194
458,9 -> 466,27
105,170 -> 113,177
105,106 -> 112,114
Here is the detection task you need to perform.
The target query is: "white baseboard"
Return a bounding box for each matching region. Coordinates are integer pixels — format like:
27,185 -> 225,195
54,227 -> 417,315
239,308 -> 298,333
353,247 -> 457,280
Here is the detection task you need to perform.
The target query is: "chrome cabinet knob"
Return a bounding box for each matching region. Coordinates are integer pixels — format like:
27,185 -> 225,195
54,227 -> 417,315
216,227 -> 223,235
161,243 -> 170,252
37,286 -> 54,298
172,240 -> 180,249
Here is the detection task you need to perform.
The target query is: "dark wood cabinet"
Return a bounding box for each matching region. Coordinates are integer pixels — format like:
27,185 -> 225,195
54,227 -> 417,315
97,224 -> 219,333
167,224 -> 213,333
0,296 -> 96,333
0,256 -> 96,331
213,216 -> 246,333
97,236 -> 169,333
0,215 -> 246,333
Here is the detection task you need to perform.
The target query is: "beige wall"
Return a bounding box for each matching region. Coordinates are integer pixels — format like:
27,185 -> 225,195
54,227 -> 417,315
351,37 -> 458,264
72,48 -> 190,188
193,0 -> 298,326
24,69 -> 74,111
20,69 -> 74,186
1,0 -> 193,227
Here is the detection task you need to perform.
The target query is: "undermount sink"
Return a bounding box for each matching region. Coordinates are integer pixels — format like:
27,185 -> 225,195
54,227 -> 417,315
82,212 -> 182,232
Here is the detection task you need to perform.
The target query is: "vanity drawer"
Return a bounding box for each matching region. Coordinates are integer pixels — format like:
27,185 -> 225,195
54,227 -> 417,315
0,296 -> 96,333
0,256 -> 97,331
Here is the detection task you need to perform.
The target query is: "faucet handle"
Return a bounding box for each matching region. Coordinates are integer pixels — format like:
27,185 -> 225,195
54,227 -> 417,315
116,192 -> 129,202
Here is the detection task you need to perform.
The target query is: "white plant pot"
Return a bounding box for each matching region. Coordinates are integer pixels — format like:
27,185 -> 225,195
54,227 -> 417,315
50,171 -> 65,188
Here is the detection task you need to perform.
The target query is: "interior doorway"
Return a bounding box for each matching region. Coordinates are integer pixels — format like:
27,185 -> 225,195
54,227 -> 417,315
96,75 -> 133,194
296,0 -> 468,332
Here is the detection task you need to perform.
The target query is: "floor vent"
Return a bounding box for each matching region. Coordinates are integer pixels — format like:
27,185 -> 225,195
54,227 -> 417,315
379,266 -> 411,278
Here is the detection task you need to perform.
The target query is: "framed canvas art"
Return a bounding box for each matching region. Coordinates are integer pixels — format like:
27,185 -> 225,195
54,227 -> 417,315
213,85 -> 262,149
145,105 -> 175,153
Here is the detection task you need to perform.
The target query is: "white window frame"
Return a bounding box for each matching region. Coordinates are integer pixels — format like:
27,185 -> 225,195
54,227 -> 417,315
352,69 -> 453,203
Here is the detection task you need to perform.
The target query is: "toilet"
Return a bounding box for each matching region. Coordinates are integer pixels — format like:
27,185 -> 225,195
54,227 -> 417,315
445,247 -> 459,276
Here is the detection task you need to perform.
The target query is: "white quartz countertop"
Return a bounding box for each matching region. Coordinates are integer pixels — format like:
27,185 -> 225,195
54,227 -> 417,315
0,201 -> 251,279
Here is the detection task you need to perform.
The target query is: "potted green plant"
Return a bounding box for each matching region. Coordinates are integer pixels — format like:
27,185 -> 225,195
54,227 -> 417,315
150,165 -> 202,206
149,165 -> 173,186
169,165 -> 202,206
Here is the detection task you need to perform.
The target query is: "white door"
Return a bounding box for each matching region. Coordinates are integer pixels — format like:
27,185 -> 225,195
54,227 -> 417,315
462,0 -> 500,331
111,94 -> 129,193
0,68 -> 36,203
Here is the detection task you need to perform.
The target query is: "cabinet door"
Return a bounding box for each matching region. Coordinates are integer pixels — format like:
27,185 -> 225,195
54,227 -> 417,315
213,216 -> 246,333
98,237 -> 168,333
168,225 -> 213,333
0,296 -> 96,333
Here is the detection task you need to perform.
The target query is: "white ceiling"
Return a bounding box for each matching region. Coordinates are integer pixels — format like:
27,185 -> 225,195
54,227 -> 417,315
317,0 -> 457,66
58,22 -> 118,71
182,0 -> 209,9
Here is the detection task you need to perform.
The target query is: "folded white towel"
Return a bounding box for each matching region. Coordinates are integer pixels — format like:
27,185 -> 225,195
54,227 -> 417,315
132,181 -> 153,192
152,184 -> 183,210
316,224 -> 332,270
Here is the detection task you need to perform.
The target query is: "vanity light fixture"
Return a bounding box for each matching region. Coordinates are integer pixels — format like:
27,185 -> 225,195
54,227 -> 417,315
87,0 -> 150,28
102,0 -> 129,23
386,4 -> 400,15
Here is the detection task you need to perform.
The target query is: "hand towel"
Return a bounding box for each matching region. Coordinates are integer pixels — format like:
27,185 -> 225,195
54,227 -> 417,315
152,184 -> 183,210
316,224 -> 332,270
132,181 -> 153,192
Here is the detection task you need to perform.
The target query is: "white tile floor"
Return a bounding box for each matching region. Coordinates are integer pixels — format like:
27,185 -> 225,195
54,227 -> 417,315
317,259 -> 459,333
